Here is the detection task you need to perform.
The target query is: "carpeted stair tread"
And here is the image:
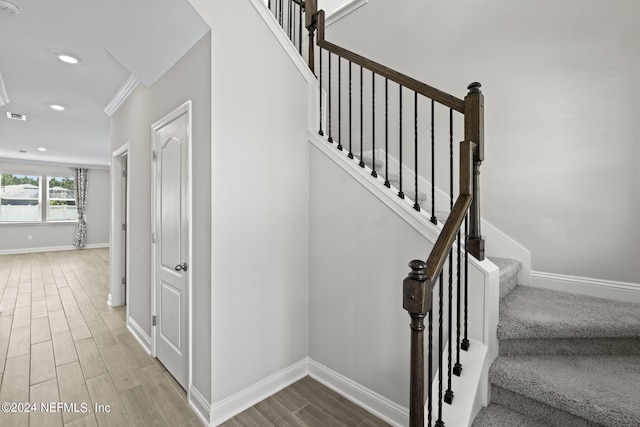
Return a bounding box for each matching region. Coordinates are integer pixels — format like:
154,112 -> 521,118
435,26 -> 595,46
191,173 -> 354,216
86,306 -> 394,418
488,257 -> 521,300
498,285 -> 640,340
490,355 -> 640,426
472,403 -> 546,427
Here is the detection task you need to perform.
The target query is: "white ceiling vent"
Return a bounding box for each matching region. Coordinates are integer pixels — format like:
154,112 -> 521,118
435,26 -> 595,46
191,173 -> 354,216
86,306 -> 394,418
6,112 -> 26,121
0,0 -> 21,15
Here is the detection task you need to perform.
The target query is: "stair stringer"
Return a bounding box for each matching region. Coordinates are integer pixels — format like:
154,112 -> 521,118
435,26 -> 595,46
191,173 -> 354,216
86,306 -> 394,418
310,131 -> 500,426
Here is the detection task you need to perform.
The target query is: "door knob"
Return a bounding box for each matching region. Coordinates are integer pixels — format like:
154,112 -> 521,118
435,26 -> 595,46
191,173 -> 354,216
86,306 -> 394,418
174,262 -> 188,272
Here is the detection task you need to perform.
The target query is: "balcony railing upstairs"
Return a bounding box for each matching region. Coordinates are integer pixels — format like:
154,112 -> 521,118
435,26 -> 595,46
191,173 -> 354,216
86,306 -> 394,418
268,2 -> 485,426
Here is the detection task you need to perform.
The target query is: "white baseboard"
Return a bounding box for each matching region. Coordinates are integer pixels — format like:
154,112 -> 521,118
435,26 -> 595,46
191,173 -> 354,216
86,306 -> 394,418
189,385 -> 212,426
531,271 -> 640,304
308,359 -> 408,427
0,242 -> 110,255
127,316 -> 152,355
209,358 -> 308,426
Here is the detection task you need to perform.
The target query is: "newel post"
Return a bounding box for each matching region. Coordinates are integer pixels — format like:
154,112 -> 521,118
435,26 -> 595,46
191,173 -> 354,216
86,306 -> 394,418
305,0 -> 318,73
403,260 -> 431,427
464,82 -> 485,261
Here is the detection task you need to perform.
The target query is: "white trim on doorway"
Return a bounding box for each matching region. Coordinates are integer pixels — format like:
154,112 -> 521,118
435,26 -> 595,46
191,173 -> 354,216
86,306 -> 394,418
109,143 -> 130,310
150,100 -> 194,395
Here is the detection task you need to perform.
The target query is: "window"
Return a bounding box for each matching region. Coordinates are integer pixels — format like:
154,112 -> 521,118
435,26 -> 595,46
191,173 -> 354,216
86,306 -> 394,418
0,173 -> 77,223
0,174 -> 42,222
47,176 -> 77,221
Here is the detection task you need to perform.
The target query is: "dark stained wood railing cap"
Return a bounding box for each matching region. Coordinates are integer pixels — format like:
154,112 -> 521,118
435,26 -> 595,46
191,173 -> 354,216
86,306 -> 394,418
467,82 -> 482,93
407,260 -> 428,281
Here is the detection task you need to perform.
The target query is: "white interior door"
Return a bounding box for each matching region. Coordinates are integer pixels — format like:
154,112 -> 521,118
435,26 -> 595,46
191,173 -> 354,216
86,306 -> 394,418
153,103 -> 191,390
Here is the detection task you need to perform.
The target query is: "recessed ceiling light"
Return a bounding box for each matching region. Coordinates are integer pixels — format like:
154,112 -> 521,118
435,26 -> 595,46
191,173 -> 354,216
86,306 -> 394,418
50,104 -> 65,111
37,147 -> 48,152
58,54 -> 79,64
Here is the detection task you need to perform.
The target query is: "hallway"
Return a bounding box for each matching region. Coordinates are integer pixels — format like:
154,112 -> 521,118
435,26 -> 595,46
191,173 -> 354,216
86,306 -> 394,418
0,248 -> 203,427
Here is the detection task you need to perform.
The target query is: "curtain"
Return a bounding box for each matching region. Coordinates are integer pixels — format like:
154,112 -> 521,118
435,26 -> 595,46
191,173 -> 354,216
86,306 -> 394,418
73,168 -> 89,248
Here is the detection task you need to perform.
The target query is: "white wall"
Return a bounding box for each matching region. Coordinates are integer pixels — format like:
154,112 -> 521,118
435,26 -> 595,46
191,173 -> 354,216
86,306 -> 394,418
0,160 -> 110,252
109,34 -> 212,402
189,0 -> 310,406
327,0 -> 640,283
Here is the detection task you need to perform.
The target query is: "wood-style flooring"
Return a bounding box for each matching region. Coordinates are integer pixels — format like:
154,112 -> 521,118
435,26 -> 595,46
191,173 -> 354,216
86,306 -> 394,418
0,249 -> 202,427
0,248 -> 391,427
220,376 -> 391,427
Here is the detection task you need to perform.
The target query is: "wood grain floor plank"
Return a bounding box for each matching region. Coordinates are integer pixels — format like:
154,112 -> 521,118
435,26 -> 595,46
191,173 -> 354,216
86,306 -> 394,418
0,316 -> 13,373
30,341 -> 56,385
31,300 -> 48,319
66,314 -> 91,342
30,378 -> 63,427
7,325 -> 31,359
136,365 -> 195,426
52,330 -> 78,367
85,319 -> 116,349
31,316 -> 52,344
63,414 -> 98,427
271,386 -> 309,412
57,383 -> 93,425
294,401 -> 351,427
49,310 -> 70,334
300,376 -> 377,422
46,294 -> 63,313
56,361 -> 85,389
12,307 -> 31,328
0,353 -> 30,402
74,338 -> 108,380
120,385 -> 168,427
85,374 -> 132,427
113,330 -> 154,370
254,395 -> 308,427
100,344 -> 141,392
289,379 -> 365,426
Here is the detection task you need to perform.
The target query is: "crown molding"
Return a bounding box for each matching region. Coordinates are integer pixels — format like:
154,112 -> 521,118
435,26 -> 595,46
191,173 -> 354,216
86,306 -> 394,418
0,69 -> 9,107
103,73 -> 140,116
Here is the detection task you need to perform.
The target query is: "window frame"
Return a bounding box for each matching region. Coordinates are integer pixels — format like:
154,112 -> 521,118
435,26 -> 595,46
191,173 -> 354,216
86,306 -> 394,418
0,172 -> 77,225
46,176 -> 78,223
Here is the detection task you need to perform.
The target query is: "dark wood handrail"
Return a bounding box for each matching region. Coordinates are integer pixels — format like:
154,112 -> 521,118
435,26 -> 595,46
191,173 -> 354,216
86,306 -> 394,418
301,4 -> 486,425
310,8 -> 465,112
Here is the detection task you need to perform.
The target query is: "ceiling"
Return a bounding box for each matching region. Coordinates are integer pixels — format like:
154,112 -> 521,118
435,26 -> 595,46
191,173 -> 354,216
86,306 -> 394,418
0,0 -> 209,168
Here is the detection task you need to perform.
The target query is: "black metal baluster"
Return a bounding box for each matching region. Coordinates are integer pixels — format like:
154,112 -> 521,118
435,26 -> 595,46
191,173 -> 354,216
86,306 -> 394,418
398,85 -> 404,199
444,109 -> 454,405
428,305 -> 433,427
268,0 -> 271,12
371,73 -> 377,177
413,92 -> 420,211
298,4 -> 303,55
462,215 -> 470,351
430,99 -> 437,224
384,79 -> 390,188
288,0 -> 292,40
348,61 -> 353,159
318,48 -> 323,136
279,0 -> 283,26
359,66 -> 364,168
453,227 -> 462,376
328,53 -> 333,143
436,272 -> 444,427
337,58 -> 343,151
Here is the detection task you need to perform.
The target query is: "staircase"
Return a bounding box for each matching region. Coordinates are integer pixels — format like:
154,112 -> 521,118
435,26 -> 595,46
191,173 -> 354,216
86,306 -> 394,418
473,259 -> 640,426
